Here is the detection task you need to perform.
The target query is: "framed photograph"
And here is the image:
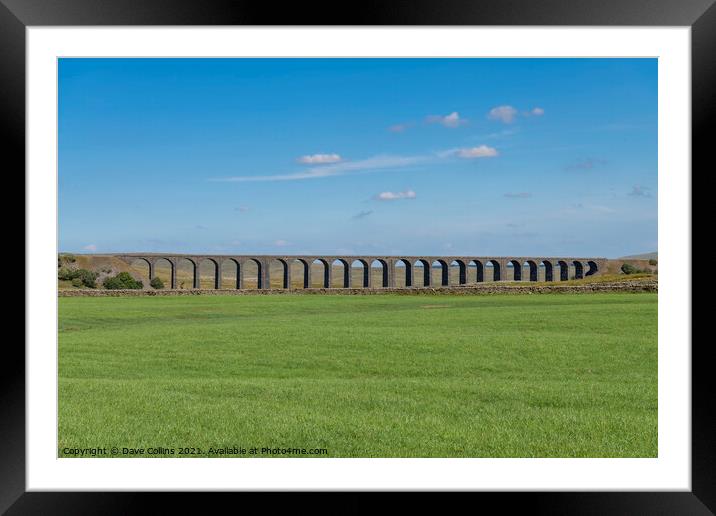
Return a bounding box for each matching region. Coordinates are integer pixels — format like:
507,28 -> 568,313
8,0 -> 709,512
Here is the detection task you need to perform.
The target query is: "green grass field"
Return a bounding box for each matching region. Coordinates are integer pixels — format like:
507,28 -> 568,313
58,293 -> 657,458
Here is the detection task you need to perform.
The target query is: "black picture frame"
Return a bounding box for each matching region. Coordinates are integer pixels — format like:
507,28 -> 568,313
6,0 -> 708,513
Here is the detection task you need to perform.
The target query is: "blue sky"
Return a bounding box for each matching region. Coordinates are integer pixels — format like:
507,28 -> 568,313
58,58 -> 657,257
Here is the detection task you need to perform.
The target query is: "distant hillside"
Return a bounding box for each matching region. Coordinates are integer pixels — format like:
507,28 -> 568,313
619,252 -> 658,260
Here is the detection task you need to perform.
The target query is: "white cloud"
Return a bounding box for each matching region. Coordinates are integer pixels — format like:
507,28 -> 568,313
531,107 -> 545,116
427,111 -> 466,128
215,154 -> 427,182
274,239 -> 289,247
488,105 -> 518,124
297,153 -> 342,164
82,244 -> 97,252
374,190 -> 417,201
457,145 -> 499,158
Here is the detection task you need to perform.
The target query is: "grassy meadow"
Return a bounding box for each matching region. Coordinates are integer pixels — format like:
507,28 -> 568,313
58,292 -> 657,458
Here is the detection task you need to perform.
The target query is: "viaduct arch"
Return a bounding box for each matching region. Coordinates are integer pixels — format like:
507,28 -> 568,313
112,254 -> 608,290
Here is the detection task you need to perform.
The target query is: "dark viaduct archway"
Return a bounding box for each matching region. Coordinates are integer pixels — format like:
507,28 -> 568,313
116,254 -> 607,290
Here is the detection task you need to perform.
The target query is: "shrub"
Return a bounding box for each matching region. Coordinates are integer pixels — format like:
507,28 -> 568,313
620,263 -> 638,275
58,267 -> 77,281
102,276 -> 121,289
59,267 -> 97,287
648,259 -> 657,266
77,269 -> 98,288
103,272 -> 143,290
150,277 -> 165,289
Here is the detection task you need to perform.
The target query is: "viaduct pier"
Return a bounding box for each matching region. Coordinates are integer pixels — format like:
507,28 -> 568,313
110,254 -> 608,290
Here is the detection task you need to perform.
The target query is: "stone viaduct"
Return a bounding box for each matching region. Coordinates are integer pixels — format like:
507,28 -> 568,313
111,254 -> 608,290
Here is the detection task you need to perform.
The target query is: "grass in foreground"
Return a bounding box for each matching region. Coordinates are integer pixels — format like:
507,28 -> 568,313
58,293 -> 657,458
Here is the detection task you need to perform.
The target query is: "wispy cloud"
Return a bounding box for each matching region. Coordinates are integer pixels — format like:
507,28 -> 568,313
353,210 -> 374,219
297,153 -> 342,164
489,105 -> 545,123
213,154 -> 428,182
488,105 -> 518,124
374,190 -> 417,201
482,128 -> 520,139
427,111 -> 466,128
628,185 -> 651,198
388,123 -> 412,133
234,206 -> 250,213
213,139 -> 500,184
82,244 -> 97,252
503,192 -> 532,199
456,145 -> 499,158
274,239 -> 289,247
